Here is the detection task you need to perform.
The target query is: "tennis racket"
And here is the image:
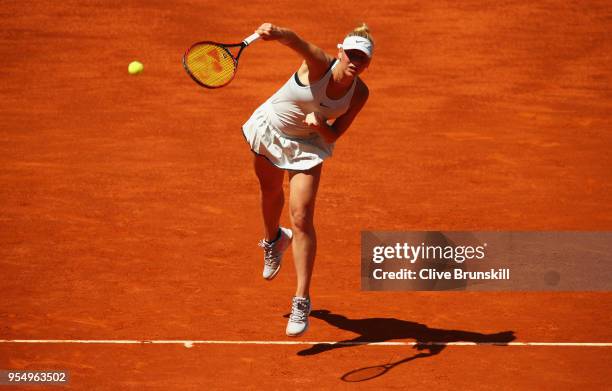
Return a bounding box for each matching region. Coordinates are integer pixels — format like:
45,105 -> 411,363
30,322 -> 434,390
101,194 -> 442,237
182,33 -> 260,89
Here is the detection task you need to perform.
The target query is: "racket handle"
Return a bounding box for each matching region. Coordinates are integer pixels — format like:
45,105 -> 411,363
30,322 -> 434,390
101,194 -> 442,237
242,33 -> 261,46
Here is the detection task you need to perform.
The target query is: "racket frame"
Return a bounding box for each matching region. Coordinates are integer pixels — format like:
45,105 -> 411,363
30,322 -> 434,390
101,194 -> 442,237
182,33 -> 260,89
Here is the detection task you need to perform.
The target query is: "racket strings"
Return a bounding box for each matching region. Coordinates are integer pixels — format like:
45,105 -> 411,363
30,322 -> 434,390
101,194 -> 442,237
185,44 -> 236,87
342,365 -> 388,382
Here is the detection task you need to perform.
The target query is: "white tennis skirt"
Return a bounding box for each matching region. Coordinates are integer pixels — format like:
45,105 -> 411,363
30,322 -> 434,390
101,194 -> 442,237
242,106 -> 334,171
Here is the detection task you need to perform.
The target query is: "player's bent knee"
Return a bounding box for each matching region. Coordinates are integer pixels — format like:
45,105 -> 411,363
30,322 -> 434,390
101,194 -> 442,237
290,207 -> 314,232
259,183 -> 283,197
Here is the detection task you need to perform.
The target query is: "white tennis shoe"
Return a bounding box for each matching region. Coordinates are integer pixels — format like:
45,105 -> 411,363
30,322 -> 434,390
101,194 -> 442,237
259,227 -> 293,280
286,296 -> 311,337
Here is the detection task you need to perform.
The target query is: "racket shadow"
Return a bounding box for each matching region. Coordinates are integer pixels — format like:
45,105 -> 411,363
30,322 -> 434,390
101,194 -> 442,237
294,309 -> 515,381
341,352 -> 433,382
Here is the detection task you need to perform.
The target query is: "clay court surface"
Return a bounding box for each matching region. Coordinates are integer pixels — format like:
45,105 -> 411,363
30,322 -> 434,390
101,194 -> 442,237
1,0 -> 611,389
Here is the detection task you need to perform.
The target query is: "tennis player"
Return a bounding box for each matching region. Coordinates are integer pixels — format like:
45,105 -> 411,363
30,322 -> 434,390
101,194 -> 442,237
242,22 -> 373,337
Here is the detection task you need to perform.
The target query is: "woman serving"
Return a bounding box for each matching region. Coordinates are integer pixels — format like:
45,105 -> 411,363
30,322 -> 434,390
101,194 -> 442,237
242,22 -> 373,336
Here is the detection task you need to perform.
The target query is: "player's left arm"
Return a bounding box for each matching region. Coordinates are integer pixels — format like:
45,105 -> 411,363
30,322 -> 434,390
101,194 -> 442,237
305,79 -> 369,143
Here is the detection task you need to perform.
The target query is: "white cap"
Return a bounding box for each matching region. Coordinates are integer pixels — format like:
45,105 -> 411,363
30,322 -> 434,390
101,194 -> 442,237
337,35 -> 374,58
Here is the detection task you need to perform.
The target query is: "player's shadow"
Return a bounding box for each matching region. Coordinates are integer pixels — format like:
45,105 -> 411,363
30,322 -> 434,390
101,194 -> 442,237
292,309 -> 515,381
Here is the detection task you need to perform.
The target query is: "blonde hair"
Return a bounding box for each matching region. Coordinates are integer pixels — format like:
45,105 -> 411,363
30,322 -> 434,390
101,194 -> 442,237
346,23 -> 374,44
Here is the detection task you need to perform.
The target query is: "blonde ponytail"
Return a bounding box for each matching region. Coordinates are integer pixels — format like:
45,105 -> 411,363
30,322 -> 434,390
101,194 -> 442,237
346,23 -> 374,44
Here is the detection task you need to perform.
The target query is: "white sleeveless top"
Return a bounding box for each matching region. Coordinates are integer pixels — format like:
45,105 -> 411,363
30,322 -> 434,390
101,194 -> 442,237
260,60 -> 356,138
241,60 -> 357,170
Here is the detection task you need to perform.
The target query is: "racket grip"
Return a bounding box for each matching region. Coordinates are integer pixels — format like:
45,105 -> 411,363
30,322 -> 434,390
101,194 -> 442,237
243,33 -> 261,46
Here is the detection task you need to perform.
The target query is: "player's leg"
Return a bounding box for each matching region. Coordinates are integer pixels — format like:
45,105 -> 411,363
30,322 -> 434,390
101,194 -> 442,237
285,163 -> 322,336
253,154 -> 292,280
288,163 -> 322,298
253,154 -> 285,240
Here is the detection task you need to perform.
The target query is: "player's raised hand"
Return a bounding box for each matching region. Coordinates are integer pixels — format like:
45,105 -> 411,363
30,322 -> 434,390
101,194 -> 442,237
255,23 -> 287,42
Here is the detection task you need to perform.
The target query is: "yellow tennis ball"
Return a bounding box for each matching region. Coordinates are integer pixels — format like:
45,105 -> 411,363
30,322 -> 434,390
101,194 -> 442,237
128,61 -> 144,75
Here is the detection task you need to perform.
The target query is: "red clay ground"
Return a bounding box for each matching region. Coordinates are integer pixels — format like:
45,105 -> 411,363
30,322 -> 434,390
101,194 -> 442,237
1,0 -> 611,389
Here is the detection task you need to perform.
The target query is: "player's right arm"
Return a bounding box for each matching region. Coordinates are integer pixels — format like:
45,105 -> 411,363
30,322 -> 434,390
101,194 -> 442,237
255,23 -> 333,81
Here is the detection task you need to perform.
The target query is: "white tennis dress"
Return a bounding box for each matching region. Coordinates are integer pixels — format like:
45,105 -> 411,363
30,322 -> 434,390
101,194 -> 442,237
242,60 -> 356,170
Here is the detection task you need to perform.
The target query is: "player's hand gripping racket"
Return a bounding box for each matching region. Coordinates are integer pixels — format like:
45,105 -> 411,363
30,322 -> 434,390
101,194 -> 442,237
182,32 -> 260,88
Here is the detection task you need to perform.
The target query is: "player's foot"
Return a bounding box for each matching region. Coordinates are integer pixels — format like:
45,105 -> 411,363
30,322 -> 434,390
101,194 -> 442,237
259,227 -> 293,280
286,296 -> 311,337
